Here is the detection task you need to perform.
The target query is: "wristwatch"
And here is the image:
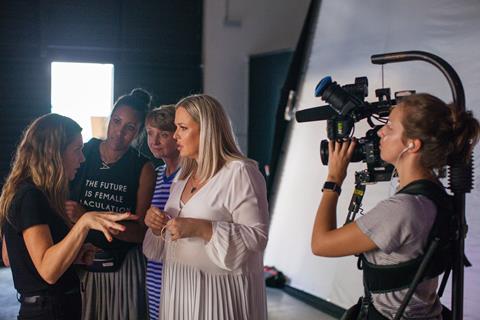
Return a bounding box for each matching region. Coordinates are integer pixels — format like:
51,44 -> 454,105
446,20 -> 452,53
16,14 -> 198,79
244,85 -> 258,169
322,181 -> 342,195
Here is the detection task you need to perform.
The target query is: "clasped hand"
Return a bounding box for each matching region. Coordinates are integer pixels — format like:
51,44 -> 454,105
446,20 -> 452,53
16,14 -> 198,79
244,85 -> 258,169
145,206 -> 171,236
145,206 -> 212,241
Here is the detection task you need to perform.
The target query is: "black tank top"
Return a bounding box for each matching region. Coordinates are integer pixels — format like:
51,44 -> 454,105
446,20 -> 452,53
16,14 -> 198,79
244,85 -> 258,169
70,138 -> 148,251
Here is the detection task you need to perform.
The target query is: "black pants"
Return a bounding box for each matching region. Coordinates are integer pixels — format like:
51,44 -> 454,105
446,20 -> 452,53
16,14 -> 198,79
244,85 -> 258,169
17,291 -> 81,320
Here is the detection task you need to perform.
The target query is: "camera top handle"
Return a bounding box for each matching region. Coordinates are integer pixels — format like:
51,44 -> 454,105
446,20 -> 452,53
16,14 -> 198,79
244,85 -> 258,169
371,51 -> 465,112
371,50 -> 470,320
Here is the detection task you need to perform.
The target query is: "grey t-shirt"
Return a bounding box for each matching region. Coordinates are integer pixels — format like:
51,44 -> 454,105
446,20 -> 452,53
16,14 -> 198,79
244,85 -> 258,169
356,193 -> 443,319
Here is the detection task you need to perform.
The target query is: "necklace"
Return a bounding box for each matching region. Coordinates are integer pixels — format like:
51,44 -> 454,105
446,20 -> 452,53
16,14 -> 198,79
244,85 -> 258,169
100,142 -> 123,170
190,176 -> 201,194
190,178 -> 198,193
100,162 -> 110,170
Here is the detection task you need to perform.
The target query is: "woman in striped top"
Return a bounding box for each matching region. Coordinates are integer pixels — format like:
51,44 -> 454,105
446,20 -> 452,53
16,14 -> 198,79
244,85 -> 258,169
143,105 -> 180,320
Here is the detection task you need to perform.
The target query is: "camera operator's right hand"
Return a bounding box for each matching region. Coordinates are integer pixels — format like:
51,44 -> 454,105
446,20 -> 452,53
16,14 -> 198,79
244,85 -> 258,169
77,212 -> 138,242
145,206 -> 170,236
326,139 -> 356,185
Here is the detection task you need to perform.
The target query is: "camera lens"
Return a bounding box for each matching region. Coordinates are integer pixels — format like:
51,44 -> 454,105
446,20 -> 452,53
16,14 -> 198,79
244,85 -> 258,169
320,139 -> 365,165
320,140 -> 329,165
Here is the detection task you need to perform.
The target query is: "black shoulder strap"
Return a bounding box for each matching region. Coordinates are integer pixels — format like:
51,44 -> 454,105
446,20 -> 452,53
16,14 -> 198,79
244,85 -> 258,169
398,179 -> 453,241
397,179 -> 450,214
399,179 -> 456,278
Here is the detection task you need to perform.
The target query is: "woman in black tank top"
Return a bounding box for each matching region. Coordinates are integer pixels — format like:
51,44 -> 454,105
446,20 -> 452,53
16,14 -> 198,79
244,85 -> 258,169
68,88 -> 155,320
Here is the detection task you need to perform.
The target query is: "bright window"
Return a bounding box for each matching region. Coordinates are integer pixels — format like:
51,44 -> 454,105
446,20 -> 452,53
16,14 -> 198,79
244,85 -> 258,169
51,62 -> 114,142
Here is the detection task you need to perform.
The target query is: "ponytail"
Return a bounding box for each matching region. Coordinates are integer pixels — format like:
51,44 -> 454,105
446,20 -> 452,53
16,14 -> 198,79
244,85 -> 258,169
448,104 -> 480,165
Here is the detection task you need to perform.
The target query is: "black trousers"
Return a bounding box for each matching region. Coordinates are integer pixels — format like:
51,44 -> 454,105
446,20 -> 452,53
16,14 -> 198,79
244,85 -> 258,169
17,291 -> 81,320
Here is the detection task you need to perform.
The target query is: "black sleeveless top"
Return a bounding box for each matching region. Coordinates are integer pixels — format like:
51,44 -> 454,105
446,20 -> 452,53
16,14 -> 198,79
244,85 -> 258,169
70,138 -> 148,251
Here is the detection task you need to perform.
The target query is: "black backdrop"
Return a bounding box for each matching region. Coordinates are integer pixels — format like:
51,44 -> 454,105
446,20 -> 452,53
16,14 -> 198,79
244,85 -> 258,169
0,0 -> 203,184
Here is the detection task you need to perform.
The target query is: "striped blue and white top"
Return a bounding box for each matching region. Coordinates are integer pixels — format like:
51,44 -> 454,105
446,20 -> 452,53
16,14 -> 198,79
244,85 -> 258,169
146,165 -> 178,320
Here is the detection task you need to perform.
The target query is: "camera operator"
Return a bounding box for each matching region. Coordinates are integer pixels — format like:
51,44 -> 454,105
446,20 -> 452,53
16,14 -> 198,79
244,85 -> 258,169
311,93 -> 479,319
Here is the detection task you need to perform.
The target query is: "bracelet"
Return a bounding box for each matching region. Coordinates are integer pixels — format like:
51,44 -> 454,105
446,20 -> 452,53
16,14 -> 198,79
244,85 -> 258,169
322,181 -> 341,195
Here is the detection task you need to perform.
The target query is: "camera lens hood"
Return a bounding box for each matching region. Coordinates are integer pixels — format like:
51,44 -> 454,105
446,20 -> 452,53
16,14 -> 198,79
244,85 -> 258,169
315,76 -> 332,97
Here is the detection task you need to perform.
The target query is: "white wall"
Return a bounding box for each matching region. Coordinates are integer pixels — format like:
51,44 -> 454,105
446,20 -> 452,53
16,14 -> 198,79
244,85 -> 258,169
203,0 -> 310,152
264,0 -> 480,318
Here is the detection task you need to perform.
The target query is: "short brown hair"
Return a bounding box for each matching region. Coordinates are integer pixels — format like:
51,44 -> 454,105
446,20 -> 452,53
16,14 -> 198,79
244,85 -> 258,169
146,105 -> 176,132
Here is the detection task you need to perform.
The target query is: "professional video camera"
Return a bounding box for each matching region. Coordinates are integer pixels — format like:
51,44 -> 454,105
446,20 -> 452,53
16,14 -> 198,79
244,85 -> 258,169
296,75 -> 412,184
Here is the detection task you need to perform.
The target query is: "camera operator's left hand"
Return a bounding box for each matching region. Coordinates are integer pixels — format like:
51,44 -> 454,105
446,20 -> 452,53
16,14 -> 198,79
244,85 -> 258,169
326,138 -> 356,185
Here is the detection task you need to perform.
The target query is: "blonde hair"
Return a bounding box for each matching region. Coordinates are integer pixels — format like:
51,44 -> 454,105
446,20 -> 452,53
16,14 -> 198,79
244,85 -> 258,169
175,94 -> 250,182
0,114 -> 82,232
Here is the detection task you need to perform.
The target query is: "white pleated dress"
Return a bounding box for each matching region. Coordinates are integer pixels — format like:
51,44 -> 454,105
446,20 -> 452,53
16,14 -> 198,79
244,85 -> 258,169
143,160 -> 269,320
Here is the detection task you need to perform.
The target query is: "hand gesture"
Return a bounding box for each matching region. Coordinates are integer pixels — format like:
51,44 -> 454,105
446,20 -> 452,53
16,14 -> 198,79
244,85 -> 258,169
327,138 -> 356,185
65,200 -> 86,223
145,206 -> 170,236
79,211 -> 139,242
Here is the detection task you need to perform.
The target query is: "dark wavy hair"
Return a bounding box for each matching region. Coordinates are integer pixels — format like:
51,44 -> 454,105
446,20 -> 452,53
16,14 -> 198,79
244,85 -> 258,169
113,88 -> 152,132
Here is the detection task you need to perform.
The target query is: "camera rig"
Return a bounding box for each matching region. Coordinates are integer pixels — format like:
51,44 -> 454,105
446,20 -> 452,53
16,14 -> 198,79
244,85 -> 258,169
296,50 -> 472,320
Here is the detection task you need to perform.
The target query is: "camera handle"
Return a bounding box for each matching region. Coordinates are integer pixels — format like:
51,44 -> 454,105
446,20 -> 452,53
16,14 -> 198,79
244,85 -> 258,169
371,51 -> 465,109
371,50 -> 471,320
344,181 -> 366,225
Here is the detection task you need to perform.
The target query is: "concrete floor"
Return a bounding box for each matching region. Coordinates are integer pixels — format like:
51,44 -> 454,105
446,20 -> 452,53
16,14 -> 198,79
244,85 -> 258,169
266,287 -> 336,320
0,267 -> 335,320
0,267 -> 18,320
